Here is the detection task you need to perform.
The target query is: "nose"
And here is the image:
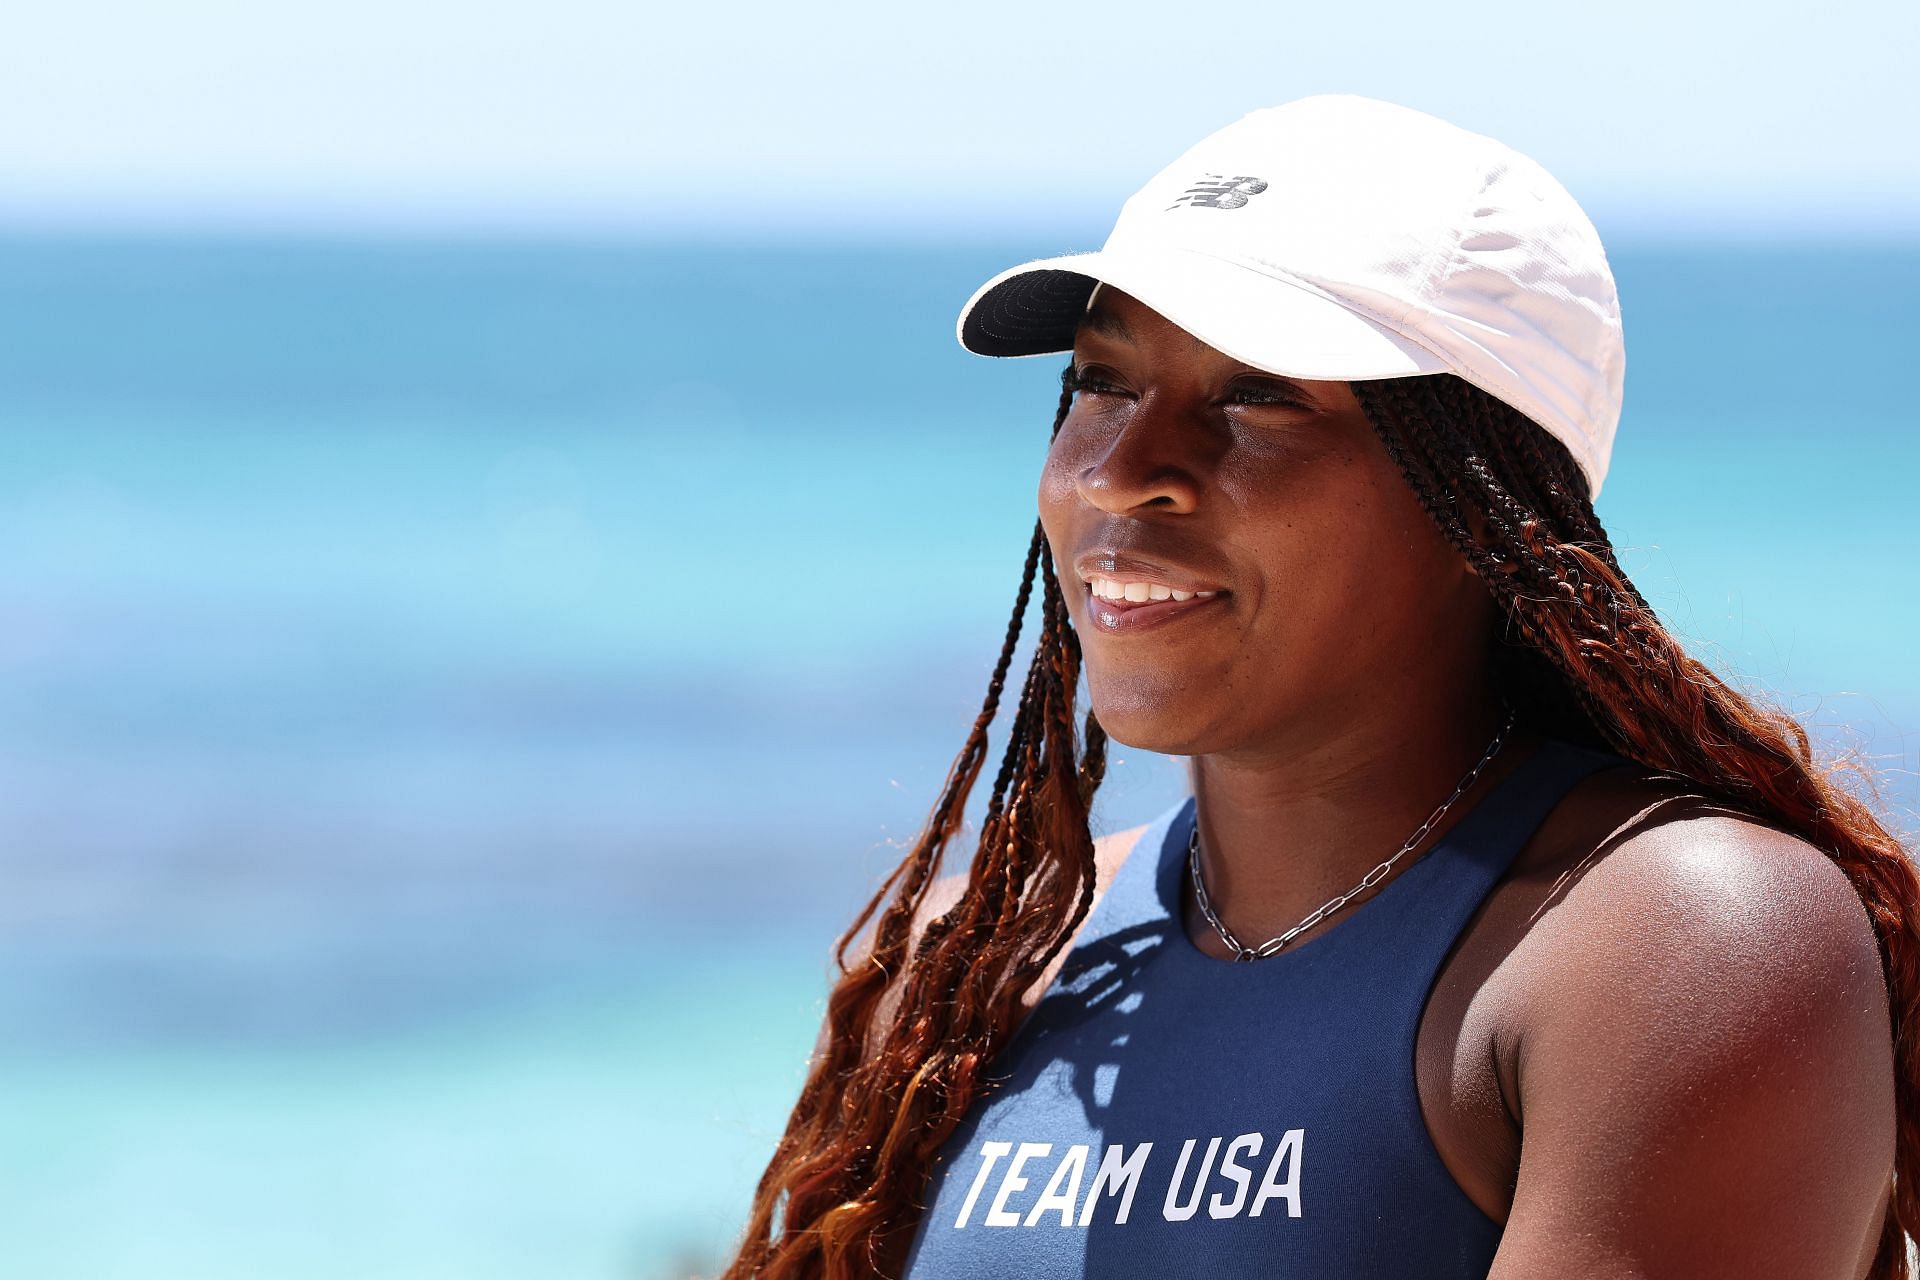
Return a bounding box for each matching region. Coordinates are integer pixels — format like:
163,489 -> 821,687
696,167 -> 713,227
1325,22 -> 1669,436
1071,393 -> 1203,515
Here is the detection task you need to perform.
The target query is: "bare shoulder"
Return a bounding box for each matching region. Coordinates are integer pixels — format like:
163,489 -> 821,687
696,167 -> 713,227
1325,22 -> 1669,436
905,818 -> 1154,953
842,818 -> 1157,973
1521,791 -> 1890,1025
1489,781 -> 1897,1275
1092,818 -> 1154,898
838,818 -> 1158,1055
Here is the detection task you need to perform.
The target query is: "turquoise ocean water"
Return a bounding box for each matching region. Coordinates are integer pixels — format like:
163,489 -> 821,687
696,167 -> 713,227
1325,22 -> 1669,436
1,235 -> 1915,1277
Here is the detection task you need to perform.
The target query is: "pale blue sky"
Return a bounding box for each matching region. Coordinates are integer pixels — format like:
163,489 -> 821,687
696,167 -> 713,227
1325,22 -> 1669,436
3,0 -> 1915,239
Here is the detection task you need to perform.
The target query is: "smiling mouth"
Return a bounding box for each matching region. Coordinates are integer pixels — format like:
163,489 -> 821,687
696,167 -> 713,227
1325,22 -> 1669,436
1081,576 -> 1230,633
1085,575 -> 1220,605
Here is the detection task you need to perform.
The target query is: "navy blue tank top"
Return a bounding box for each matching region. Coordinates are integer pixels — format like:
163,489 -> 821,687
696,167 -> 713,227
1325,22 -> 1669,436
900,735 -> 1627,1278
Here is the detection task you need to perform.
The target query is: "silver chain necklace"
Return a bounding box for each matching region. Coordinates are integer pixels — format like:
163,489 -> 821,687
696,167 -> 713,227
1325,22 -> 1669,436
1187,701 -> 1518,962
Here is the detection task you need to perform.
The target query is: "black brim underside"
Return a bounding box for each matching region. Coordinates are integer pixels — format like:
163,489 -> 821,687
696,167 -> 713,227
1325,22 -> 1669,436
960,270 -> 1100,356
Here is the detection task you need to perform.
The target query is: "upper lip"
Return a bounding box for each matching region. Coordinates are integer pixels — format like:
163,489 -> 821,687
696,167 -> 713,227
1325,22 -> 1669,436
1073,549 -> 1231,595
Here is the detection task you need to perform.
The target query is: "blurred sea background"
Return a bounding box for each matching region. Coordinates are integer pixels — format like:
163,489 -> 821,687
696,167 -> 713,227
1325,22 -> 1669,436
3,3 -> 1916,1278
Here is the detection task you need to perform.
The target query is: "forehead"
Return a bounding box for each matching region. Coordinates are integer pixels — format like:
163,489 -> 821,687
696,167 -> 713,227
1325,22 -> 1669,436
1075,287 -> 1219,360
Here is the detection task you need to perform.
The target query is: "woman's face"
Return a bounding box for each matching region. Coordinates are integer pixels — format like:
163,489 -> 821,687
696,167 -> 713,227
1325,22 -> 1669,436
1038,286 -> 1496,757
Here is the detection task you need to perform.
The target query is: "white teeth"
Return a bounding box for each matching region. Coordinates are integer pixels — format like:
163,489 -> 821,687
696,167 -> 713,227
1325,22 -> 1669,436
1086,576 -> 1220,603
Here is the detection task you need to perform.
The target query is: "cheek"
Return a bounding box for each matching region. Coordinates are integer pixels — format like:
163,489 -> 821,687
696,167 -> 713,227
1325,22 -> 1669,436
1326,486 -> 1467,637
1036,444 -> 1080,536
1239,459 -> 1456,640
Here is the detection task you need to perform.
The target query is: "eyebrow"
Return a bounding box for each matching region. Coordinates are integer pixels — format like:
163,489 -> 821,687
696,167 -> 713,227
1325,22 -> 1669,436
1078,303 -> 1318,397
1079,303 -> 1216,355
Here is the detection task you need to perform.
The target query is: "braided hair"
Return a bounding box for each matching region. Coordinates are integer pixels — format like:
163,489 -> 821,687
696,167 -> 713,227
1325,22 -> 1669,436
722,367 -> 1920,1280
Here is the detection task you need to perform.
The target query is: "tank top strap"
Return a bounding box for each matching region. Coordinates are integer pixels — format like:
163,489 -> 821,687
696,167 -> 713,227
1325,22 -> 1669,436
1079,787 -> 1195,942
1376,733 -> 1631,934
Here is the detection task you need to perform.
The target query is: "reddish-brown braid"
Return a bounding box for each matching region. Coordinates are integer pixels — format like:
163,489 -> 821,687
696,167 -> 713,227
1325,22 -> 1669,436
721,367 -> 1918,1280
719,367 -> 1106,1280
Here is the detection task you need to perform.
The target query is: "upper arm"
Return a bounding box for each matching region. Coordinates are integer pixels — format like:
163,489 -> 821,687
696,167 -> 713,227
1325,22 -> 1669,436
1491,816 -> 1895,1279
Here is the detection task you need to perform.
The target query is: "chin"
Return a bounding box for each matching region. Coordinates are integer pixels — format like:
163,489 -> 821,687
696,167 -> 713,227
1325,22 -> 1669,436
1083,688 -> 1217,758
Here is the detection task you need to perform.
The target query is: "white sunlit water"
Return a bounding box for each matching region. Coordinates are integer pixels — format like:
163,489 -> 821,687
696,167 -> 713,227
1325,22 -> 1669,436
0,235 -> 1914,1278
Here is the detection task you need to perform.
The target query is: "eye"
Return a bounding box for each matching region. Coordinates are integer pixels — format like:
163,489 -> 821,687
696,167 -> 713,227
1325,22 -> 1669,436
1224,379 -> 1311,409
1064,365 -> 1129,399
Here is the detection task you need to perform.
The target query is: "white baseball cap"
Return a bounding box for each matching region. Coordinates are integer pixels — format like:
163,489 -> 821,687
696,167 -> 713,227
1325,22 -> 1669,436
955,94 -> 1625,501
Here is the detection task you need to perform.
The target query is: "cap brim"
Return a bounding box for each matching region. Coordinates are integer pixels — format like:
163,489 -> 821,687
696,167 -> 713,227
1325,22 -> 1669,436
956,247 -> 1449,382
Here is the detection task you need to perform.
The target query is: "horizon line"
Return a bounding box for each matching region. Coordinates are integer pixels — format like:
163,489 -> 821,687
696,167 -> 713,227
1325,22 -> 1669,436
2,183 -> 1916,247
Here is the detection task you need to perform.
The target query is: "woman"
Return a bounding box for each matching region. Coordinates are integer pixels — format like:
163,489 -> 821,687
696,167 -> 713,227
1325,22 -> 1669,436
723,95 -> 1916,1278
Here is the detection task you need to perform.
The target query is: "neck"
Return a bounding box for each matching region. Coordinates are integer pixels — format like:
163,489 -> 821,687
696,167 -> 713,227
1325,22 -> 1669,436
1184,676 -> 1537,955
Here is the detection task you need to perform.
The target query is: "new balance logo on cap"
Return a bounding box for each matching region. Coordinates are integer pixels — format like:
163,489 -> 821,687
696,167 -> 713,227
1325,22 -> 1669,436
1167,174 -> 1269,211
